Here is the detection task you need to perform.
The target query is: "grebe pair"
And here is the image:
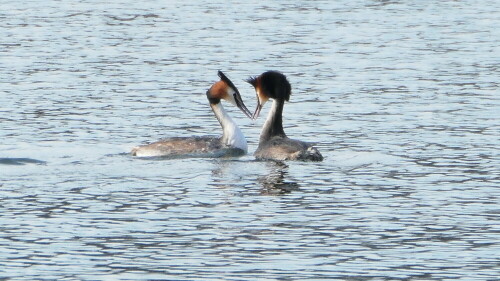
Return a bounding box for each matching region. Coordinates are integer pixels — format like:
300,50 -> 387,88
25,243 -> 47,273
132,71 -> 323,161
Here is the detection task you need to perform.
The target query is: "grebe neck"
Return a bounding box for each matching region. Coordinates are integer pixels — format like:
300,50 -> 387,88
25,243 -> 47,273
211,103 -> 248,152
260,99 -> 286,142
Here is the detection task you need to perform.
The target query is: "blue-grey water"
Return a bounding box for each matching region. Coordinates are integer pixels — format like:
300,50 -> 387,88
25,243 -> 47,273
1,0 -> 499,280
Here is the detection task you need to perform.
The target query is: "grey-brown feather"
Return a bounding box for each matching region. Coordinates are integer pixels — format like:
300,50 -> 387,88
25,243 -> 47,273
254,136 -> 323,161
131,136 -> 245,157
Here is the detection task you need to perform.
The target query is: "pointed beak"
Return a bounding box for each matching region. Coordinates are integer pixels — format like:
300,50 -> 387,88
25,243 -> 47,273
233,92 -> 252,119
252,101 -> 263,120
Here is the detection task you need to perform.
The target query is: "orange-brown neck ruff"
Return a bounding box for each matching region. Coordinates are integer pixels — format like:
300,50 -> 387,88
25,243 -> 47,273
210,81 -> 228,98
207,81 -> 227,104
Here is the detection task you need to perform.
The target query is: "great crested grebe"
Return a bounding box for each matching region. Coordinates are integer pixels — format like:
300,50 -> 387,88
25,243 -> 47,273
131,71 -> 252,157
247,71 -> 323,161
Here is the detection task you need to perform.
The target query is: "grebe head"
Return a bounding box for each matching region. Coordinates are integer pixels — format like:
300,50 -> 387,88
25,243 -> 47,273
246,71 -> 291,119
207,71 -> 252,118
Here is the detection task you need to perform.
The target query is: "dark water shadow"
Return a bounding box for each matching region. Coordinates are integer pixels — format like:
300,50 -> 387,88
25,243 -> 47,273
258,161 -> 300,195
0,158 -> 47,166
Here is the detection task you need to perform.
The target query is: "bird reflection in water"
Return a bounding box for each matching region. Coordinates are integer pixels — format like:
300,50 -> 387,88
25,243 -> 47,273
259,161 -> 299,195
209,160 -> 299,195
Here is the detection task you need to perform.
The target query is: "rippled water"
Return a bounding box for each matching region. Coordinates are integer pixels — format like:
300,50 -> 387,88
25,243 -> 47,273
1,0 -> 499,280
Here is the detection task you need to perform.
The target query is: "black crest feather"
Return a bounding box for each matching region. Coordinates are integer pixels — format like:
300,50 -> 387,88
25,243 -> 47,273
258,71 -> 291,101
246,76 -> 258,88
218,70 -> 239,94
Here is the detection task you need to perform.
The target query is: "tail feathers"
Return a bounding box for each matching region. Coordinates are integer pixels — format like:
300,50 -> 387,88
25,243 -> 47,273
298,147 -> 323,161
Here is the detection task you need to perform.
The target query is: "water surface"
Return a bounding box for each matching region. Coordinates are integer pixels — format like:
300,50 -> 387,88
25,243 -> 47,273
1,0 -> 499,280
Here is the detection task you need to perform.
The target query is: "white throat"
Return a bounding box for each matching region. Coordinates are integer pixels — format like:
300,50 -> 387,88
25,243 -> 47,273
258,98 -> 286,142
261,99 -> 279,137
211,103 -> 248,152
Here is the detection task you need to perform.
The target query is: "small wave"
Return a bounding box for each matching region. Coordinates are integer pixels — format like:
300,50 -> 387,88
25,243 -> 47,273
330,150 -> 402,168
0,158 -> 47,166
